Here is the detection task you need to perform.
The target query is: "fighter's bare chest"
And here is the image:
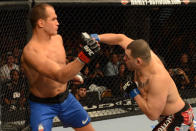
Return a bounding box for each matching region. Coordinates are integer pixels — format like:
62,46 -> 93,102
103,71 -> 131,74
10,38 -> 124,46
43,46 -> 66,64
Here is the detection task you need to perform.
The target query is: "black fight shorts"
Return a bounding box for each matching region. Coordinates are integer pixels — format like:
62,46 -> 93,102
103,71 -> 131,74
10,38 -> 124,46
153,102 -> 195,131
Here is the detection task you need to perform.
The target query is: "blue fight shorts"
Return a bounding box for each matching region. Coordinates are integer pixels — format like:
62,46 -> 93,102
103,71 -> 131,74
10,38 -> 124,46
29,90 -> 91,131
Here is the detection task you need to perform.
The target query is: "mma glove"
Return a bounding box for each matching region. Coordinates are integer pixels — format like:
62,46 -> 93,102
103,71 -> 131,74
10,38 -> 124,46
78,32 -> 101,64
122,81 -> 140,99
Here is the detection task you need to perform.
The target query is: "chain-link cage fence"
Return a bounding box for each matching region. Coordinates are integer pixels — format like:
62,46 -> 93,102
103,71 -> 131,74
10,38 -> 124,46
0,0 -> 196,130
0,2 -> 30,131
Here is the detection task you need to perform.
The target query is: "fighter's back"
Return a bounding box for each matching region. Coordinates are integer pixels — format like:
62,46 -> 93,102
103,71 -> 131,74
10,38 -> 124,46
151,51 -> 185,115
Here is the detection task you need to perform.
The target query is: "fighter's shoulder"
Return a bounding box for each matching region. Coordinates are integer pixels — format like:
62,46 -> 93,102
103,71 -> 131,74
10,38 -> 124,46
53,34 -> 63,41
23,42 -> 36,54
150,72 -> 169,87
22,41 -> 42,61
151,51 -> 165,66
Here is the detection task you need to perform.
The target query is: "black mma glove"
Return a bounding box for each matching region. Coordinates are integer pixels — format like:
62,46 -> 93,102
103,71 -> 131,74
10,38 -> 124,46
78,32 -> 100,64
122,81 -> 140,99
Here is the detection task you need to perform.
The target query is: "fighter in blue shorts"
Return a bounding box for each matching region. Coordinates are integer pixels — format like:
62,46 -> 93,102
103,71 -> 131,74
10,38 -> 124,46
29,91 -> 91,130
21,3 -> 100,131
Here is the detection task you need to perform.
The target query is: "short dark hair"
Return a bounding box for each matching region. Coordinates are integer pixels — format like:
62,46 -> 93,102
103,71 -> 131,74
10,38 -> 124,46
127,39 -> 151,63
29,3 -> 53,29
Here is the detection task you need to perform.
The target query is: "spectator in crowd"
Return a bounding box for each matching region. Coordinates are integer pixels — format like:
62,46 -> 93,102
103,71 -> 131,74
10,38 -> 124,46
98,47 -> 110,70
12,47 -> 22,65
118,53 -> 125,64
189,75 -> 196,89
168,68 -> 190,90
103,53 -> 120,76
81,65 -> 90,79
118,63 -> 133,96
89,61 -> 104,78
74,84 -> 87,102
1,69 -> 27,111
72,83 -> 101,108
19,65 -> 29,106
66,47 -> 75,63
188,41 -> 196,65
0,53 -> 7,67
118,63 -> 127,96
167,35 -> 186,67
118,63 -> 132,81
193,75 -> 196,88
188,41 -> 196,79
0,54 -> 19,84
178,53 -> 191,77
19,65 -> 27,80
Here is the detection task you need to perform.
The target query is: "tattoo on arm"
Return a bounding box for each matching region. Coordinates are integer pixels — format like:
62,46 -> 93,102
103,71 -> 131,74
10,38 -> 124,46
139,79 -> 149,88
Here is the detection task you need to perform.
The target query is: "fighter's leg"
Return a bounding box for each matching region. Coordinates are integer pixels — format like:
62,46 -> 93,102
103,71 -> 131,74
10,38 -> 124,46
29,100 -> 57,131
58,93 -> 93,130
74,123 -> 95,131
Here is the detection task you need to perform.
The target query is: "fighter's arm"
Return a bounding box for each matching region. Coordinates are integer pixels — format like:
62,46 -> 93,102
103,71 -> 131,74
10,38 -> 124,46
22,46 -> 84,84
134,76 -> 168,120
97,33 -> 164,66
98,34 -> 134,50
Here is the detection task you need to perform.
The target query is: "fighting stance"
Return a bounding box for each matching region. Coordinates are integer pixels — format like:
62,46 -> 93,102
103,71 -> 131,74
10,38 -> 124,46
21,3 -> 99,131
90,33 -> 195,131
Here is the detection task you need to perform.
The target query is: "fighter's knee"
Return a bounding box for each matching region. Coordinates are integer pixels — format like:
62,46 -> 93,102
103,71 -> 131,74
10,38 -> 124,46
74,123 -> 95,131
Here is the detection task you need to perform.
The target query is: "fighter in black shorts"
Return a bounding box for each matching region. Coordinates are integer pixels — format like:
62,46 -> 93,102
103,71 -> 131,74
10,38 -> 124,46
153,102 -> 194,131
90,33 -> 195,131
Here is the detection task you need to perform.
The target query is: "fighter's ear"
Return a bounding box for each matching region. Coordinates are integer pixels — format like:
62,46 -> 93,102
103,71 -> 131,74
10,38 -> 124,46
37,19 -> 45,28
136,57 -> 143,65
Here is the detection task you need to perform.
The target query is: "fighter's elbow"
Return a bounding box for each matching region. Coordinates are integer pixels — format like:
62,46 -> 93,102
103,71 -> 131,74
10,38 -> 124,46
56,74 -> 68,84
117,34 -> 133,49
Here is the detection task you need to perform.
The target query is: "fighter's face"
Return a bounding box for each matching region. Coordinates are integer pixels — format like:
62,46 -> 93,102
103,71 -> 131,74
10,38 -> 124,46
124,49 -> 137,71
43,6 -> 59,35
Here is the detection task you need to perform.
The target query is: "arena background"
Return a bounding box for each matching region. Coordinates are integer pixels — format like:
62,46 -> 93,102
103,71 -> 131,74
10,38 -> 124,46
0,0 -> 195,130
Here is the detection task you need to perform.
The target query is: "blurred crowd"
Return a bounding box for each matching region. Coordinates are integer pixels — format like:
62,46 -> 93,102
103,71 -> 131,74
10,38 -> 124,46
0,47 -> 28,112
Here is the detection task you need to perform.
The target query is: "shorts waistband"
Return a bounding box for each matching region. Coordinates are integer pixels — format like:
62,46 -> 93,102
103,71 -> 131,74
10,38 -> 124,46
160,102 -> 191,118
29,89 -> 69,104
175,102 -> 191,115
154,102 -> 193,131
